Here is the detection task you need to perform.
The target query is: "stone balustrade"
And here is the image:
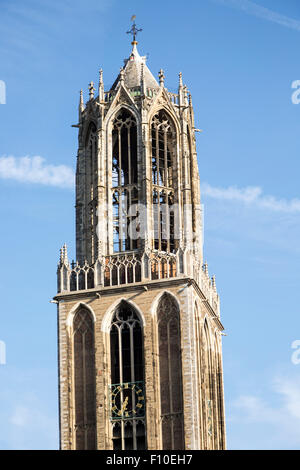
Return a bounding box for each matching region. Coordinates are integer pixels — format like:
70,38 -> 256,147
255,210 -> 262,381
57,246 -> 219,317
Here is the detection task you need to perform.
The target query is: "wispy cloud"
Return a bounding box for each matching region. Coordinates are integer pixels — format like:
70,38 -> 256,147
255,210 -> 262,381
8,399 -> 58,449
213,0 -> 300,32
274,376 -> 300,420
1,159 -> 298,216
11,405 -> 35,427
0,367 -> 58,450
202,183 -> 300,213
0,0 -> 113,65
229,375 -> 300,449
0,155 -> 75,189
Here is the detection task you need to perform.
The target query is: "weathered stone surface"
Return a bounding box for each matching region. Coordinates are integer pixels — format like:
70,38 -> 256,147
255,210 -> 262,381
56,40 -> 226,450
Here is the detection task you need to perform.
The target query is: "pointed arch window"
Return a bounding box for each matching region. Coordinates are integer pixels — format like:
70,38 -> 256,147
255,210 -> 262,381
151,110 -> 174,188
112,110 -> 138,252
157,294 -> 184,450
151,111 -> 176,253
73,308 -> 96,450
109,301 -> 146,450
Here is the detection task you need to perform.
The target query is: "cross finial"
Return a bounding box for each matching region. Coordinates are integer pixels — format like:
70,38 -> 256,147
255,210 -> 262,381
127,15 -> 142,43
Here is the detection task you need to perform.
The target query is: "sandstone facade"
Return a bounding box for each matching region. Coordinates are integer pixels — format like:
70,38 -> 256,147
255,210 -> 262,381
55,37 -> 226,450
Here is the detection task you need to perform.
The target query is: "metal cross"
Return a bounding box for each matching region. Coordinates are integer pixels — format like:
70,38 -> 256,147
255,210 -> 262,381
126,16 -> 142,42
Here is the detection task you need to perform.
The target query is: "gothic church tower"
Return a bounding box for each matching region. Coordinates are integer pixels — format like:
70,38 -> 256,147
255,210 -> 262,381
55,24 -> 226,450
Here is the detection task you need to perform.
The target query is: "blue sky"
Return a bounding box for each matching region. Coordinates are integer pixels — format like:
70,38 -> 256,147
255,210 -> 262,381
0,0 -> 300,450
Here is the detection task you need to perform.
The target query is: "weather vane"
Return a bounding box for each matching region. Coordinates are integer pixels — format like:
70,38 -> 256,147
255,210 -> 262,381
126,15 -> 142,42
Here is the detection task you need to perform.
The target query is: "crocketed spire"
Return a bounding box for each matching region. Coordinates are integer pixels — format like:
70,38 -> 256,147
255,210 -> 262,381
111,41 -> 159,91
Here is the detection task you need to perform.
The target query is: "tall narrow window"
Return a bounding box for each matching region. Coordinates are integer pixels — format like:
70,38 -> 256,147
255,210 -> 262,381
157,293 -> 184,449
202,321 -> 213,450
73,308 -> 96,450
194,302 -> 204,448
151,111 -> 176,253
109,301 -> 146,450
214,334 -> 225,449
112,110 -> 138,252
85,123 -> 97,263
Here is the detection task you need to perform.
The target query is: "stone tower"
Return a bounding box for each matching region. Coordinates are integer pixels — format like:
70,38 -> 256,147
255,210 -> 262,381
55,29 -> 226,450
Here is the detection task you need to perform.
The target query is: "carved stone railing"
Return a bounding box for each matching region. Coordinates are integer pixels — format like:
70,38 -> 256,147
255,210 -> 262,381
167,92 -> 179,105
104,252 -> 142,287
57,249 -> 179,293
148,251 -> 177,280
57,246 -> 220,317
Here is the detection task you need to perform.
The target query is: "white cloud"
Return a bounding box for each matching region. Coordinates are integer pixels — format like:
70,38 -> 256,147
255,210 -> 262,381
8,400 -> 58,449
214,0 -> 300,32
0,155 -> 75,189
232,394 -> 280,423
10,406 -> 31,427
274,376 -> 300,420
202,182 -> 300,213
229,375 -> 300,449
0,367 -> 58,450
1,155 -> 299,217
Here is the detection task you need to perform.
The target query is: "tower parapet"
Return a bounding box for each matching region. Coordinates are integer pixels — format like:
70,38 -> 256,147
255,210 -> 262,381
57,249 -> 220,318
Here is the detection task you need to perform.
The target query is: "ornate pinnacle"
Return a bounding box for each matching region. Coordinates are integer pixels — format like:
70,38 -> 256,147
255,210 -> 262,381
159,69 -> 165,87
182,84 -> 188,106
89,81 -> 95,100
140,62 -> 145,94
63,243 -> 69,265
99,69 -> 103,86
59,246 -> 64,264
59,244 -> 69,266
98,69 -> 104,102
179,72 -> 183,88
120,67 -> 125,85
79,89 -> 84,112
178,72 -> 184,106
203,261 -> 209,276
